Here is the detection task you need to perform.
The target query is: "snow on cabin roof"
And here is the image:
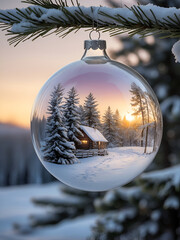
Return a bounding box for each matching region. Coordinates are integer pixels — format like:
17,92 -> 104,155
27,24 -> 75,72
80,125 -> 108,143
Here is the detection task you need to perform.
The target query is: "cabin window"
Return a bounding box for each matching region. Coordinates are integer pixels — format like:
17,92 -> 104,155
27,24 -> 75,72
81,140 -> 88,144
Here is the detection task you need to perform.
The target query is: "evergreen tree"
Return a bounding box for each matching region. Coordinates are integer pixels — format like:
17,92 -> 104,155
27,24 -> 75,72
90,0 -> 180,239
42,84 -> 78,165
113,109 -> 122,131
130,83 -> 151,152
92,165 -> 180,240
121,116 -> 131,146
78,105 -> 86,125
130,83 -> 146,122
130,83 -> 146,147
103,106 -> 116,147
113,109 -> 123,146
142,95 -> 149,152
145,92 -> 161,152
14,184 -> 102,232
8,1 -> 180,238
84,93 -> 100,129
63,87 -> 83,145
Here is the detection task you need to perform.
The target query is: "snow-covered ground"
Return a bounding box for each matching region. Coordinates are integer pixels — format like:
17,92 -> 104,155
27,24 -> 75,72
0,182 -> 97,240
44,147 -> 156,191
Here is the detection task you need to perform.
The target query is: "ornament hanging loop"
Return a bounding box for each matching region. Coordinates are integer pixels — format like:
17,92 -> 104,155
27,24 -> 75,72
83,7 -> 106,52
89,29 -> 101,40
89,6 -> 101,40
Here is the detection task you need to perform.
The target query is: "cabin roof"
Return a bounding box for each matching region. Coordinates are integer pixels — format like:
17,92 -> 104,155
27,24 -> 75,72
80,125 -> 108,143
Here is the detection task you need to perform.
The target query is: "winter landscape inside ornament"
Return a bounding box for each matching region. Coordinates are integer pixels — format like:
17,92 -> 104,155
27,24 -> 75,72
31,37 -> 162,191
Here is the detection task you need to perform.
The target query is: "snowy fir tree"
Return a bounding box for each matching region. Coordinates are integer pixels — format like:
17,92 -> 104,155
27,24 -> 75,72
103,106 -> 116,147
84,93 -> 101,129
120,116 -> 130,146
143,93 -> 151,153
145,92 -> 159,153
113,109 -> 123,147
63,87 -> 83,145
42,84 -> 78,165
90,0 -> 180,239
1,0 -> 180,238
130,83 -> 147,148
91,165 -> 180,240
14,184 -> 102,232
130,83 -> 152,153
110,0 -> 180,169
78,105 -> 87,125
113,109 -> 121,129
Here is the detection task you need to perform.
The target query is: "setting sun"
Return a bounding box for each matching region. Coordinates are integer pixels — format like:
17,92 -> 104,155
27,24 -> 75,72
126,112 -> 134,122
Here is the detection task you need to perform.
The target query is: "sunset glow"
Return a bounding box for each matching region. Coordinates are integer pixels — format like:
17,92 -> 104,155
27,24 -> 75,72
126,112 -> 134,122
0,0 -> 144,129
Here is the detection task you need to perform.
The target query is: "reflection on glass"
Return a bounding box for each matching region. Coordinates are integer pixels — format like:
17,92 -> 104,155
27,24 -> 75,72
31,50 -> 162,191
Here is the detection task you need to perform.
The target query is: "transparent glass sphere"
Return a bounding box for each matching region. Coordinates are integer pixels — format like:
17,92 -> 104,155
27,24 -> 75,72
31,40 -> 162,191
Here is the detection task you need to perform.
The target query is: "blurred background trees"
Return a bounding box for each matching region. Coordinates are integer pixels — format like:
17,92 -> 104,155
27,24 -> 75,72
90,0 -> 180,239
0,0 -> 180,239
0,123 -> 54,186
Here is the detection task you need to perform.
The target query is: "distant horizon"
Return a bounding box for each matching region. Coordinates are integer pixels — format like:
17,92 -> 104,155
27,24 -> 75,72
0,0 -> 137,128
0,121 -> 30,129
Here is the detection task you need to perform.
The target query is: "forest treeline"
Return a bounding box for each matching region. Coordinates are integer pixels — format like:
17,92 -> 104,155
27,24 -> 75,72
0,124 -> 54,186
36,82 -> 160,164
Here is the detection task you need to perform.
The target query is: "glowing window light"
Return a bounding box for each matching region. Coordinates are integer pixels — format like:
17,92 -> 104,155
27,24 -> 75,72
81,140 -> 88,144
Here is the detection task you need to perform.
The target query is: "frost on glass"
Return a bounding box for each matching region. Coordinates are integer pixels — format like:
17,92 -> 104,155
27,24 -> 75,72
31,56 -> 162,191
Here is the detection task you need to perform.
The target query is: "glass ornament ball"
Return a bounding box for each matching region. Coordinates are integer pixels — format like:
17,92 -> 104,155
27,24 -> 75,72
31,39 -> 162,192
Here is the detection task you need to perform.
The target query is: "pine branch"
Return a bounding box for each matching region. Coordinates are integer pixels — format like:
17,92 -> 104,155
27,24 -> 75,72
0,1 -> 180,46
22,0 -> 68,8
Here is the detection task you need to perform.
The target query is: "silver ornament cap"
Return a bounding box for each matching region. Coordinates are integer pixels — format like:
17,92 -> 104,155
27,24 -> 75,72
84,40 -> 106,50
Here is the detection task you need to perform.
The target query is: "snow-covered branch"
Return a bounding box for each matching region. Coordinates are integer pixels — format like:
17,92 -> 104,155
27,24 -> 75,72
161,95 -> 180,121
172,40 -> 180,63
1,1 -> 180,61
0,2 -> 180,46
141,164 -> 180,196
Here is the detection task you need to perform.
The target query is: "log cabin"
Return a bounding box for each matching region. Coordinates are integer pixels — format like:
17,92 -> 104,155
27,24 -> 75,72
76,125 -> 108,150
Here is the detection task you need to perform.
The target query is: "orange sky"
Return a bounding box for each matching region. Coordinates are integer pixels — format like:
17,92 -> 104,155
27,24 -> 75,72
0,0 -> 136,128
